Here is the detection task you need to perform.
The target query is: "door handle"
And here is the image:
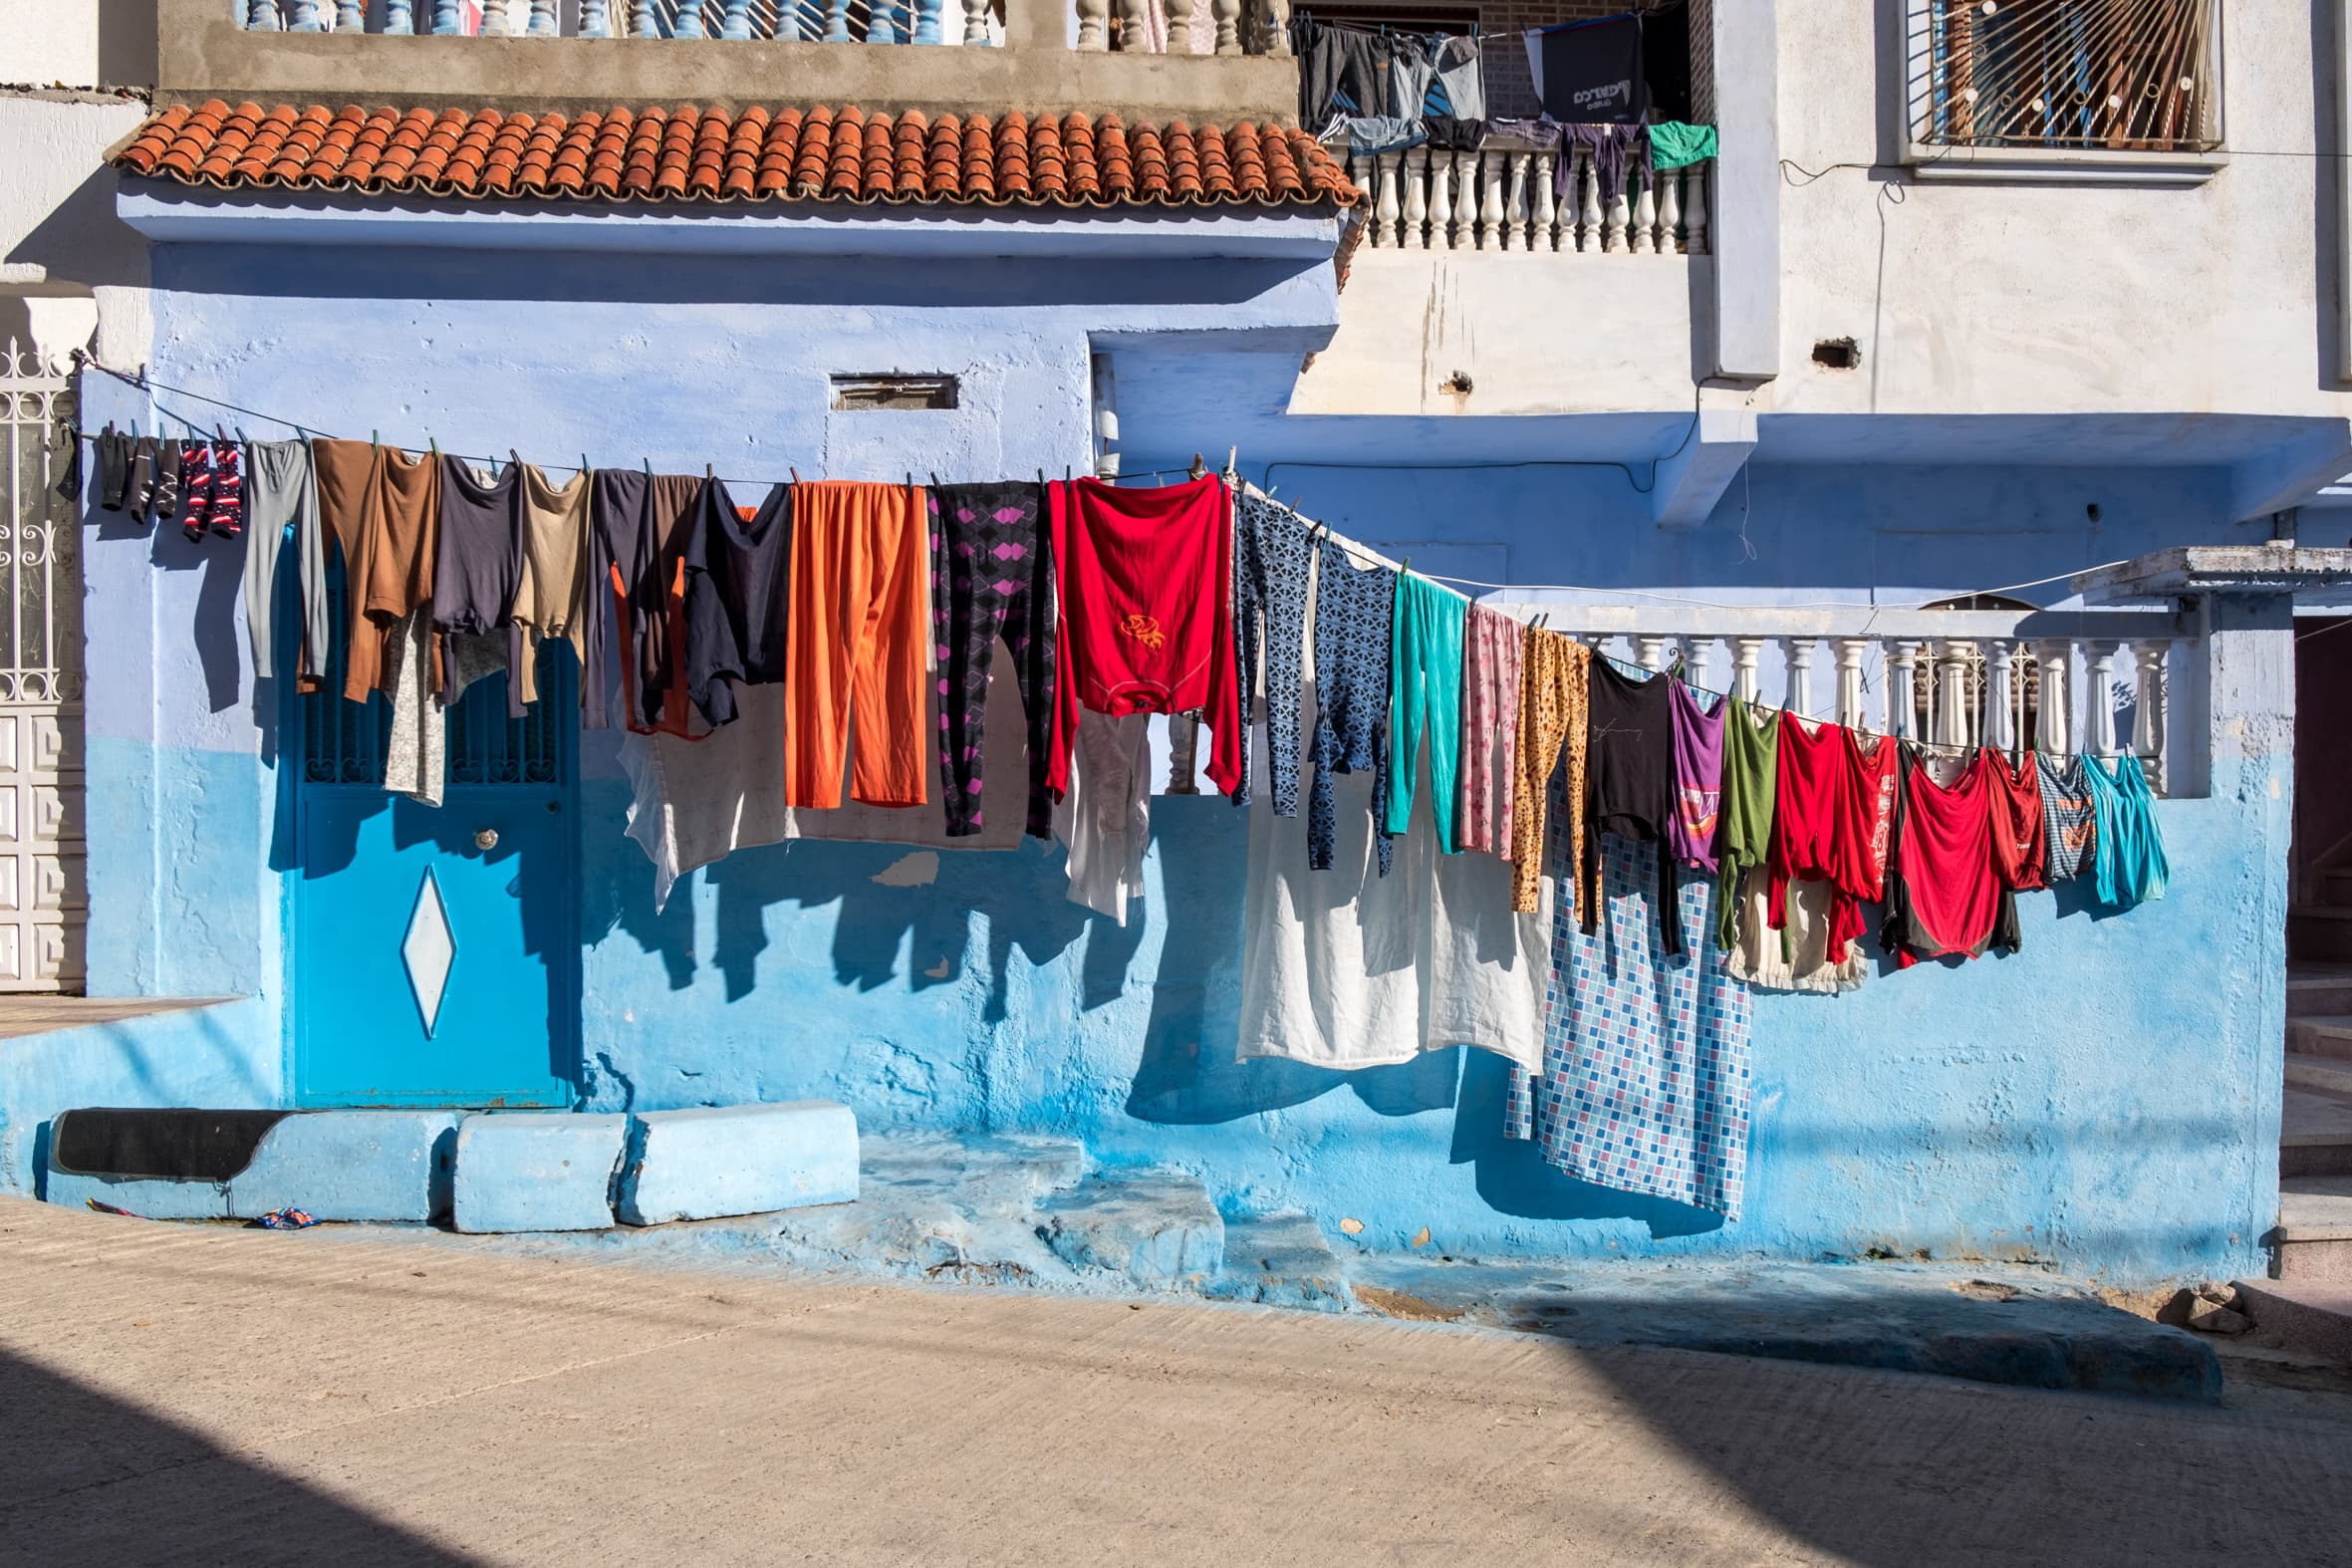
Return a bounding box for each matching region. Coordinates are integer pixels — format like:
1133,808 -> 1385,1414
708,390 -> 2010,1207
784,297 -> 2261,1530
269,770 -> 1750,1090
473,828 -> 499,852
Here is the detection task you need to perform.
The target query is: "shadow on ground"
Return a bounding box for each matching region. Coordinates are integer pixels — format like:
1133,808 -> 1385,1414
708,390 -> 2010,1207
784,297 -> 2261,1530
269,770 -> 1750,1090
0,1347 -> 469,1566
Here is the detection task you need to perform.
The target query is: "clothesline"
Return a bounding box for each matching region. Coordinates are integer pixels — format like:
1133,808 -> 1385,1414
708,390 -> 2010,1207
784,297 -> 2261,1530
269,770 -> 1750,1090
1239,488 -> 2134,765
67,358 -> 2151,764
70,357 -> 2130,624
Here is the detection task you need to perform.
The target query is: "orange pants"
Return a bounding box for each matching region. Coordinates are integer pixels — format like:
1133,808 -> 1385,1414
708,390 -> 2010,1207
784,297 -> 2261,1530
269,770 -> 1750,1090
784,481 -> 929,809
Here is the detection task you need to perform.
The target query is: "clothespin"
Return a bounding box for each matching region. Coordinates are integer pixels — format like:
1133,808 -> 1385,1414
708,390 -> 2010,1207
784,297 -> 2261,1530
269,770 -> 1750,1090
643,457 -> 652,476
789,466 -> 801,485
581,452 -> 590,476
1187,452 -> 1206,481
370,429 -> 379,449
705,462 -> 714,482
1400,555 -> 1412,576
928,471 -> 941,488
1037,468 -> 1048,487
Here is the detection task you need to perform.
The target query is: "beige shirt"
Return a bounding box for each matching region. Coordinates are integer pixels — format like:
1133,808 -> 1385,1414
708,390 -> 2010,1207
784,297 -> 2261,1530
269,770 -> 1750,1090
1724,868 -> 1868,995
510,464 -> 592,705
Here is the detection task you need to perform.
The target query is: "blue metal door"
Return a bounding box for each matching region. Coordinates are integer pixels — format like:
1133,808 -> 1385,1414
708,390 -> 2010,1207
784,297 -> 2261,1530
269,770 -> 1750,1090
292,579 -> 578,1108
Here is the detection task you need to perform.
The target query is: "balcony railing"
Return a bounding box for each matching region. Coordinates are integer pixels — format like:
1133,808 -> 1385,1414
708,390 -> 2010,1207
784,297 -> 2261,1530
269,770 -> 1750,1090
240,0 -> 1001,43
1491,604 -> 2186,792
1350,143 -> 1709,256
237,0 -> 1291,50
1071,0 -> 1287,55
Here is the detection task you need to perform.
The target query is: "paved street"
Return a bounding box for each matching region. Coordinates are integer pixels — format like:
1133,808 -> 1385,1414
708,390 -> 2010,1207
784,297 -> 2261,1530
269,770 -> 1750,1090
4,1196 -> 2349,1567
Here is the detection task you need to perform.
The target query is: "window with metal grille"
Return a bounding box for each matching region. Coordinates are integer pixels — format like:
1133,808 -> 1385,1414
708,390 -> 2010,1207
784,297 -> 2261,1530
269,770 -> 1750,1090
302,563 -> 565,788
1908,0 -> 2221,154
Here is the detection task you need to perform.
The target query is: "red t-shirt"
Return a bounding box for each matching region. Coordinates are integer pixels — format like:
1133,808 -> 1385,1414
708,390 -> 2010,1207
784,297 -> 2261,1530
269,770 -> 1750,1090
1885,749 -> 2001,965
1988,750 -> 2048,892
1766,714 -> 1898,956
1046,475 -> 1242,799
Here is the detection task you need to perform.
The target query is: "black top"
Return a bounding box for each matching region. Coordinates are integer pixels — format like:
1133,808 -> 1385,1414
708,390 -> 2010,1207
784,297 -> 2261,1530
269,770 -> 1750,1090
433,454 -> 522,639
589,468 -> 706,732
681,479 -> 794,728
1582,657 -> 1685,954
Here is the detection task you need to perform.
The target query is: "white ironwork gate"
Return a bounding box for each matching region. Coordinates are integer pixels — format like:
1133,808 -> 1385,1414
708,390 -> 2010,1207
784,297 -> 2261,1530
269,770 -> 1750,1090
0,342 -> 84,990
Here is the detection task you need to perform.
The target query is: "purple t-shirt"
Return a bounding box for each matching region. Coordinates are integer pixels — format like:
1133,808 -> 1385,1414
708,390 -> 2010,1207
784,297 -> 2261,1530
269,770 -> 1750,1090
1669,676 -> 1725,871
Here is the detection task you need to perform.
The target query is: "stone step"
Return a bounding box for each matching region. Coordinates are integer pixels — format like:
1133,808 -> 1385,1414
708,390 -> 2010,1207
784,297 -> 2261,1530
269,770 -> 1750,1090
1205,1210 -> 1356,1312
2283,1085 -> 2352,1179
2286,1053 -> 2352,1098
2290,907 -> 2352,965
2231,1278 -> 2352,1365
2286,1016 -> 2352,1063
1034,1167 -> 1225,1292
2287,964 -> 2352,1018
759,1131 -> 1090,1285
2277,1177 -> 2352,1286
616,1102 -> 859,1227
452,1112 -> 630,1234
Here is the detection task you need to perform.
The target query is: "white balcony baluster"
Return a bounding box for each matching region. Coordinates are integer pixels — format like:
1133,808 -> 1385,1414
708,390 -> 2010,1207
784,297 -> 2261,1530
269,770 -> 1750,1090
1477,153 -> 1502,249
1378,151 -> 1405,247
1604,175 -> 1630,253
528,0 -> 560,34
1500,152 -> 1528,252
2032,640 -> 2073,754
579,0 -> 611,36
1988,642 -> 2018,751
2134,641 -> 2169,793
1428,151 -> 1455,250
1403,147 -> 1430,248
1212,0 -> 1240,53
1833,639 -> 1868,729
2087,642 -> 2121,756
1659,166 -> 1683,254
1783,637 -> 1817,717
1075,0 -> 1108,49
634,0 -> 661,37
1634,636 -> 1673,674
247,0 -> 281,29
1890,641 -> 1923,738
1532,150 -> 1558,250
1113,0 -> 1147,51
1685,164 -> 1709,255
1578,151 -> 1602,252
1450,150 -> 1476,252
1633,173 -> 1657,255
1730,638 -> 1764,703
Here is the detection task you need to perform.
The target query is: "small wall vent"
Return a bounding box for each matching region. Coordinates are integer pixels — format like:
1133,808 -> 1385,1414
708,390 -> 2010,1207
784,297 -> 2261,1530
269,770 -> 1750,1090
831,374 -> 958,410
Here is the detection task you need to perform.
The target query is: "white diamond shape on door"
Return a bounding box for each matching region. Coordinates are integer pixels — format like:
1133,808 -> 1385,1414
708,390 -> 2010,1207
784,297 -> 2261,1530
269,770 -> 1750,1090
401,867 -> 456,1037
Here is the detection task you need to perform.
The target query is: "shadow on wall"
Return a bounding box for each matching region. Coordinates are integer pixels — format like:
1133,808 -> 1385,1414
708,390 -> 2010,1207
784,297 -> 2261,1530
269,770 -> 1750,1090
0,1346 -> 471,1563
588,788 -> 1733,1238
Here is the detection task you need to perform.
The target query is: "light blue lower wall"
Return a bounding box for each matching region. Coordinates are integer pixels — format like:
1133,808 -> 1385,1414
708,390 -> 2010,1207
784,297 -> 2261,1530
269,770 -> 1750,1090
19,235 -> 2294,1286
0,998 -> 281,1193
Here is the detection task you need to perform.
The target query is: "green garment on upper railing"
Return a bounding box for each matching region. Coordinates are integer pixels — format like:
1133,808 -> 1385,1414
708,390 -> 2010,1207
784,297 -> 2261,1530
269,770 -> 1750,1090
1647,122 -> 1719,171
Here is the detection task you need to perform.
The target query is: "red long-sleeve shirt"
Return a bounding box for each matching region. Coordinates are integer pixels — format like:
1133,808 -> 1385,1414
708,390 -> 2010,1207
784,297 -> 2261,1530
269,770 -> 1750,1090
1046,475 -> 1243,800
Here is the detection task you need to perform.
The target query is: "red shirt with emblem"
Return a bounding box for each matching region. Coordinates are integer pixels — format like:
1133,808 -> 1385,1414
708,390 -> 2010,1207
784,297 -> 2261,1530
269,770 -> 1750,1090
1046,475 -> 1242,798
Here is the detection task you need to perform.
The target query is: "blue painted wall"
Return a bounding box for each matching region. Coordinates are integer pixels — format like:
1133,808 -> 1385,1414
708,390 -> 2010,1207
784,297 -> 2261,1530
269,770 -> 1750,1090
19,221 -> 2291,1288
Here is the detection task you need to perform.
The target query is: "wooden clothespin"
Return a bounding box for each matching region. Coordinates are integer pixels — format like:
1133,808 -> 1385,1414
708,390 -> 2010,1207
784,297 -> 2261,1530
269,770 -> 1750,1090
789,465 -> 801,485
1187,452 -> 1206,481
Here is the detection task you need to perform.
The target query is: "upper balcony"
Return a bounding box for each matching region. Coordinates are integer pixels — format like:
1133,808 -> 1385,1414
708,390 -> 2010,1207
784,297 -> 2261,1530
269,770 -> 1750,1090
158,0 -> 1302,121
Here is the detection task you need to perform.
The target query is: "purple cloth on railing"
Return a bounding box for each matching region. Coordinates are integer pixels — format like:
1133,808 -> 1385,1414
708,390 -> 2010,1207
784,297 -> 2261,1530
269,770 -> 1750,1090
1558,123 -> 1652,202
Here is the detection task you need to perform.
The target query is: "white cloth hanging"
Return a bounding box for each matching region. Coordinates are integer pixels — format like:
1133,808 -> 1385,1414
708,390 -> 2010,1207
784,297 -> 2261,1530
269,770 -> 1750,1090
1053,710 -> 1153,924
1236,688 -> 1553,1073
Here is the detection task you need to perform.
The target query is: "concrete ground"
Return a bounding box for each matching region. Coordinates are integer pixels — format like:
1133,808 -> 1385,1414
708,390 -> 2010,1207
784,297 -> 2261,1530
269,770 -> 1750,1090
5,1198 -> 2350,1567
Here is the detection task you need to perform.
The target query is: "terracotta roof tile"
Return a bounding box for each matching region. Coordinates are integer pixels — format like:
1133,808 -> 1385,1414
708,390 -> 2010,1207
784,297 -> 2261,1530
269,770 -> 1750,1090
115,100 -> 1360,213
